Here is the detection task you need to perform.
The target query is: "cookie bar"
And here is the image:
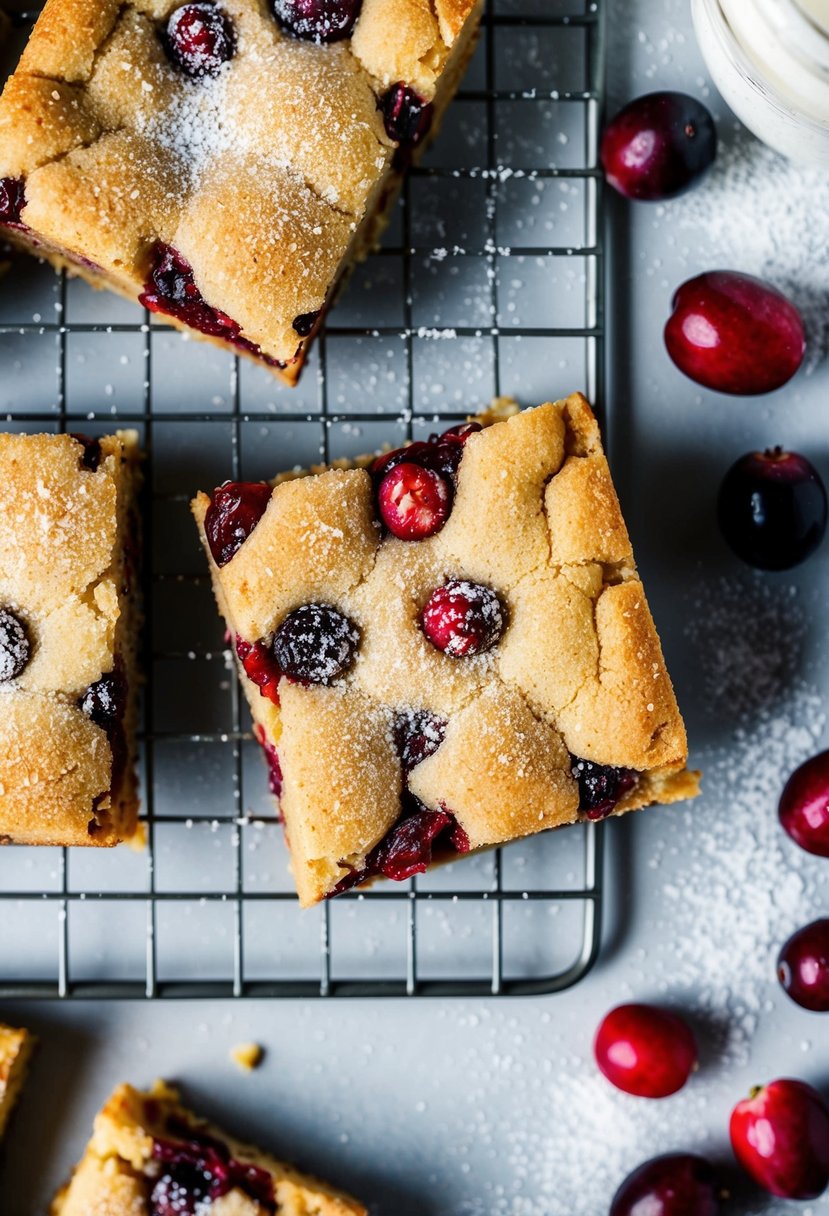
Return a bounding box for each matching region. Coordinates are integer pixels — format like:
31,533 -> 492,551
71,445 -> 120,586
51,1080 -> 366,1215
193,394 -> 700,906
0,0 -> 482,385
0,431 -> 141,846
0,1024 -> 34,1139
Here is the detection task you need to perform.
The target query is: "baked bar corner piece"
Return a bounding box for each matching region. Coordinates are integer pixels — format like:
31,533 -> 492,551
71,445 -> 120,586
0,1023 -> 34,1139
193,393 -> 700,906
50,1080 -> 367,1216
0,430 -> 142,847
0,0 -> 482,386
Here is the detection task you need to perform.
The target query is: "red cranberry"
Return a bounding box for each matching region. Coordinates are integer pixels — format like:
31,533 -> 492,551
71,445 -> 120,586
382,84 -> 434,146
594,1003 -> 698,1098
610,1153 -> 721,1216
730,1079 -> 829,1200
253,723 -> 283,798
165,3 -> 236,76
271,0 -> 361,42
205,481 -> 271,568
70,432 -> 103,472
665,271 -> 805,395
271,603 -> 359,685
371,803 -> 451,882
0,177 -> 26,226
717,448 -> 826,571
421,580 -> 503,658
292,309 -> 320,337
779,751 -> 829,858
438,421 -> 482,444
377,462 -> 451,540
0,609 -> 30,683
572,757 -> 638,820
395,709 -> 446,773
778,919 -> 829,1013
235,636 -> 281,705
601,92 -> 716,201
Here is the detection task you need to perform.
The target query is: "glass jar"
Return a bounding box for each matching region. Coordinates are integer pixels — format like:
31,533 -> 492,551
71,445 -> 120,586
691,0 -> 829,167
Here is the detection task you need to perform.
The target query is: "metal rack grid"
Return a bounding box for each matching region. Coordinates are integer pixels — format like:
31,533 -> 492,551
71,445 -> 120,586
0,0 -> 607,999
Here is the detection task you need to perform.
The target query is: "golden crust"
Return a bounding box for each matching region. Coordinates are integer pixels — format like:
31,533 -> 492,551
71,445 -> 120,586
51,1081 -> 366,1216
0,0 -> 482,378
0,431 -> 142,847
194,394 -> 700,906
0,1024 -> 34,1140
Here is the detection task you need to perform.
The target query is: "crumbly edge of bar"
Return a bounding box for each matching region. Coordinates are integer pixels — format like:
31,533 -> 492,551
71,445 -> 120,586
0,1024 -> 34,1140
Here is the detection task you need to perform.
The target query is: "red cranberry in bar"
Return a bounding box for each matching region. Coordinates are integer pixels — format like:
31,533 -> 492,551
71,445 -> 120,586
377,461 -> 451,540
205,481 -> 272,567
371,803 -> 451,881
271,603 -> 359,685
421,580 -> 503,658
166,3 -> 236,77
382,83 -> 434,146
0,177 -> 26,226
779,750 -> 829,858
0,608 -> 30,682
571,757 -> 638,820
610,1154 -> 721,1216
272,0 -> 362,43
253,723 -> 283,798
594,1003 -> 698,1098
235,636 -> 282,705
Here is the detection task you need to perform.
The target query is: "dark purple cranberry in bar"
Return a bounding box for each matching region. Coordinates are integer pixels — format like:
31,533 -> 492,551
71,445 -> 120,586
572,757 -> 638,820
78,671 -> 127,729
382,83 -> 434,146
292,309 -> 320,337
0,177 -> 26,226
140,242 -> 240,338
271,603 -> 359,685
236,635 -> 282,706
272,0 -> 362,43
69,432 -> 102,472
421,580 -> 504,658
0,608 -> 30,682
205,480 -> 272,567
165,2 -> 236,77
151,1130 -> 275,1214
395,708 -> 446,773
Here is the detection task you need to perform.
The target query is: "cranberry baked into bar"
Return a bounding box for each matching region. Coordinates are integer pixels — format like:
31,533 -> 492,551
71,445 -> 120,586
193,394 -> 699,905
51,1080 -> 366,1215
0,0 -> 482,385
0,1023 -> 34,1139
0,431 -> 141,846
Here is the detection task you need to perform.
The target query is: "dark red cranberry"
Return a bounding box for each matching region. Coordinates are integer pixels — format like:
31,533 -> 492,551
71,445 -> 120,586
779,751 -> 829,858
778,919 -> 829,1013
382,83 -> 434,146
0,609 -> 30,682
601,91 -> 717,201
205,481 -> 272,568
377,462 -> 451,541
439,421 -> 482,443
450,818 -> 471,853
717,448 -> 827,571
272,0 -> 361,43
292,310 -> 320,337
151,1131 -> 274,1214
236,635 -> 281,705
421,580 -> 504,658
610,1153 -> 721,1216
271,603 -> 359,685
0,177 -> 26,226
395,709 -> 446,773
594,1004 -> 698,1098
70,432 -> 102,471
572,757 -> 638,819
370,441 -> 431,482
253,723 -> 283,799
730,1079 -> 829,1200
165,3 -> 236,76
331,799 -> 468,894
78,671 -> 127,729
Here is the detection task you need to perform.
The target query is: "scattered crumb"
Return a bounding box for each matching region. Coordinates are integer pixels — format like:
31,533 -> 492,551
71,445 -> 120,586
230,1042 -> 264,1072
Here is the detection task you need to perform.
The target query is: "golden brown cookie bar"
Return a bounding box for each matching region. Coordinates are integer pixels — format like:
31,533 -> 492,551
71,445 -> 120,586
0,1023 -> 34,1139
0,0 -> 482,385
0,431 -> 142,846
193,394 -> 700,906
51,1080 -> 366,1216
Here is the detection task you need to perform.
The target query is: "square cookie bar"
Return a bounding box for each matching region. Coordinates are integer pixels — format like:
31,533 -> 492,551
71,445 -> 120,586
0,1024 -> 34,1139
51,1080 -> 366,1215
0,0 -> 481,384
193,395 -> 699,905
0,431 -> 141,846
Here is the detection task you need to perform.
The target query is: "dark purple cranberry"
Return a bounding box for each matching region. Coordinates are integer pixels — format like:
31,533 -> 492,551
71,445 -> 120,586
0,609 -> 30,682
395,709 -> 446,773
272,0 -> 361,43
151,1159 -> 214,1215
601,92 -> 717,201
236,635 -> 281,706
78,671 -> 126,729
204,481 -> 272,568
271,603 -> 359,685
572,757 -> 638,820
0,177 -> 26,226
70,432 -> 102,472
717,448 -> 827,571
292,309 -> 320,337
778,918 -> 829,1012
382,83 -> 434,146
151,1131 -> 275,1214
421,580 -> 504,658
610,1153 -> 721,1216
165,3 -> 236,76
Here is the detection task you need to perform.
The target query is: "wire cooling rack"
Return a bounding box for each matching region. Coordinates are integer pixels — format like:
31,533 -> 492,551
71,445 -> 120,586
0,0 -> 607,998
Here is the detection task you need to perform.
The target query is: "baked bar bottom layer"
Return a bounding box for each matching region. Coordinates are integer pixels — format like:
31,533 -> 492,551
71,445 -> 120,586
51,1080 -> 366,1216
0,1024 -> 34,1139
